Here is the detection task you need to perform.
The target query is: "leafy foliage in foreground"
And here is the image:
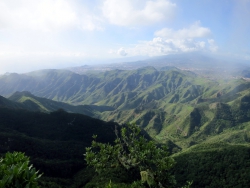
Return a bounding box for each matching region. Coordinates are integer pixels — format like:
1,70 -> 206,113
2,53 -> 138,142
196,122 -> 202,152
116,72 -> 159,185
85,123 -> 190,188
0,152 -> 42,188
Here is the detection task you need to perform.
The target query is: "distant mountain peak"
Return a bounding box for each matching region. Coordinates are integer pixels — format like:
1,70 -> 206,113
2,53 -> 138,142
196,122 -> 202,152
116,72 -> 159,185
136,66 -> 157,73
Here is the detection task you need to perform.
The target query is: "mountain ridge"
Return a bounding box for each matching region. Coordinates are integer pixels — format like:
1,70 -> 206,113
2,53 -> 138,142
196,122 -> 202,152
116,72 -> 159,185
7,91 -> 115,118
1,62 -> 250,187
1,66 -> 250,149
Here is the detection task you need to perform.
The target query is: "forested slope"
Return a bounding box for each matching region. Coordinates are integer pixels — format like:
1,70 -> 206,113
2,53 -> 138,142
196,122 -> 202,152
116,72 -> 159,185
2,67 -> 250,148
1,66 -> 250,187
0,107 -> 119,187
173,142 -> 250,187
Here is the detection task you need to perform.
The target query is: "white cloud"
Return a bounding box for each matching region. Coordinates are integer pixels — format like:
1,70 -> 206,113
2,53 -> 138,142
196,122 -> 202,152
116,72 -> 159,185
125,38 -> 207,56
0,0 -> 177,31
117,48 -> 128,56
79,15 -> 104,31
0,0 -> 103,32
117,22 -> 217,56
155,21 -> 211,39
208,39 -> 218,52
0,0 -> 77,31
102,0 -> 176,26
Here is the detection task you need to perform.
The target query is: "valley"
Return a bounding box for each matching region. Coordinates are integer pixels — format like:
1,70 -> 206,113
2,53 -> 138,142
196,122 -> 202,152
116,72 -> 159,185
1,63 -> 250,149
1,54 -> 250,187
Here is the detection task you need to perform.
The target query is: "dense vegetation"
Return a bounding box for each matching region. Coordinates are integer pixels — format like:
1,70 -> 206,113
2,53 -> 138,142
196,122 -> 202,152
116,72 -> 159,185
0,152 -> 41,188
1,64 -> 250,187
2,67 -> 250,145
0,91 -> 114,120
85,123 -> 182,188
0,106 -> 119,187
173,143 -> 250,188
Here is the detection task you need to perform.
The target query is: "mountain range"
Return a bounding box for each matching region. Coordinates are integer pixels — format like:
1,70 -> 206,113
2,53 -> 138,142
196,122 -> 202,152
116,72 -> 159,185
1,65 -> 250,148
67,52 -> 250,79
1,54 -> 250,187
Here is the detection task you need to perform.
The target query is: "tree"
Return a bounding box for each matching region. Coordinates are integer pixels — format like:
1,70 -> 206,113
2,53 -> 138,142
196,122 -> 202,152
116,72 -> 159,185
0,152 -> 42,188
84,123 -> 187,188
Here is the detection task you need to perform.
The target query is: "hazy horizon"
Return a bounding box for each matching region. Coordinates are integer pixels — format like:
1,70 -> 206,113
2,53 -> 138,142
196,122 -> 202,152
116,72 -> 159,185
0,0 -> 249,74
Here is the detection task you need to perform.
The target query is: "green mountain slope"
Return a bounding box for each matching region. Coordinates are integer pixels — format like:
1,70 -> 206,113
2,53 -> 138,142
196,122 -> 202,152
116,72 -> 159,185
0,95 -> 24,109
8,91 -> 114,117
1,65 -> 250,187
0,67 -> 209,106
100,79 -> 250,148
173,142 -> 250,187
0,106 -> 120,186
1,67 -> 250,149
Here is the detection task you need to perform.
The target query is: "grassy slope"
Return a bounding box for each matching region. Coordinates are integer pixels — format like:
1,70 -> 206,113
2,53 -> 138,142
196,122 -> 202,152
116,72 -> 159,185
2,67 -> 250,187
2,68 -> 250,150
100,76 -> 250,150
8,91 -> 115,118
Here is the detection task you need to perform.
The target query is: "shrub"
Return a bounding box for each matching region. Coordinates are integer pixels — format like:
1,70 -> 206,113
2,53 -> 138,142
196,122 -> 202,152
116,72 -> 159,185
0,152 -> 42,188
84,123 -> 180,187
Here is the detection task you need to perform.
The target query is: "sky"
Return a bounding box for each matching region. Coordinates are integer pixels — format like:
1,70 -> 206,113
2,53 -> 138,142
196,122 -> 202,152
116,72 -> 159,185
0,0 -> 250,74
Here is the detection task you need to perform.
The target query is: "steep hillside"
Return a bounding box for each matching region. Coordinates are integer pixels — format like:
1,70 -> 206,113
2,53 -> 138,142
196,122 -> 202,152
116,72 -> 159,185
1,101 -> 250,187
0,95 -> 24,109
173,142 -> 250,187
0,106 -> 120,186
1,65 -> 250,187
0,67 -> 212,106
1,67 -> 250,149
150,85 -> 250,146
8,91 -> 114,117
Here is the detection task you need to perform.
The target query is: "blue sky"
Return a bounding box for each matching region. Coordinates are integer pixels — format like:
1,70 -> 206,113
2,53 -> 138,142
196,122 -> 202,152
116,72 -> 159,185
0,0 -> 250,73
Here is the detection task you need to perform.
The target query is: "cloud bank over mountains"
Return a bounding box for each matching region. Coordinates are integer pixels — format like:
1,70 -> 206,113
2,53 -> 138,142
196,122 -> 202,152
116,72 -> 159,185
118,22 -> 217,56
0,0 -> 249,73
